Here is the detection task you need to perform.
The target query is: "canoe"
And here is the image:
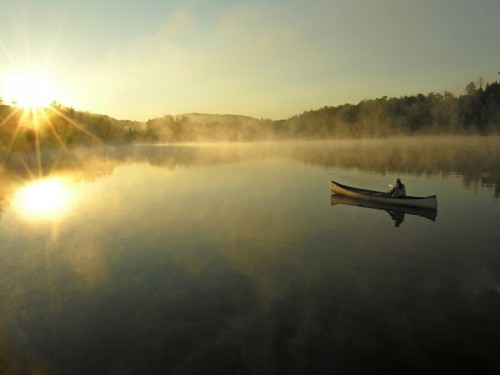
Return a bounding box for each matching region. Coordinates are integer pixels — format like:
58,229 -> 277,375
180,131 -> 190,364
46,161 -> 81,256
331,194 -> 438,222
330,180 -> 438,209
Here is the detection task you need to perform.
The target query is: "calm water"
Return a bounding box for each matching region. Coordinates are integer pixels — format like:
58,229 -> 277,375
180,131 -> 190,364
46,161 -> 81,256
0,137 -> 499,374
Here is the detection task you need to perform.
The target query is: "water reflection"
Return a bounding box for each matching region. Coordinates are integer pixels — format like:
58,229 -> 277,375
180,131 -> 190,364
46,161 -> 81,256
12,178 -> 74,221
0,138 -> 499,373
331,194 -> 438,227
1,137 -> 499,199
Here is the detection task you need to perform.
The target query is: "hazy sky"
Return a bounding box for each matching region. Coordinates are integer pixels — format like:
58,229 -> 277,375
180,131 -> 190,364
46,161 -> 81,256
1,0 -> 499,121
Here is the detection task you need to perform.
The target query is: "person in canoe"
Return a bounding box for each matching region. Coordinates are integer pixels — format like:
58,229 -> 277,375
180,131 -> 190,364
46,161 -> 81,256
387,178 -> 406,198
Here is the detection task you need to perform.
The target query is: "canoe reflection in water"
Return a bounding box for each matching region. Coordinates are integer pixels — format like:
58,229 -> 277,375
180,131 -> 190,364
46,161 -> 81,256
331,194 -> 438,227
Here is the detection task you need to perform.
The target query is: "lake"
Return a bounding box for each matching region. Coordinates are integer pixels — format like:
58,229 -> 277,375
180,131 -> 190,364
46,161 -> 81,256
1,136 -> 499,374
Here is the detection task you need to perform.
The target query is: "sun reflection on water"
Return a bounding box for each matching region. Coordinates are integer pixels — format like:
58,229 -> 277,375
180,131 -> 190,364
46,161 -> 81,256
13,178 -> 74,221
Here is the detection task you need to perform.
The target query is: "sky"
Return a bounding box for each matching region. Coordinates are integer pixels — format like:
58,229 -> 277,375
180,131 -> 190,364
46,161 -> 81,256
0,0 -> 499,121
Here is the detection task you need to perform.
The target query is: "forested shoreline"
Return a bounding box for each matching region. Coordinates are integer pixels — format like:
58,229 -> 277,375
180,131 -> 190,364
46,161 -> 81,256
1,79 -> 499,150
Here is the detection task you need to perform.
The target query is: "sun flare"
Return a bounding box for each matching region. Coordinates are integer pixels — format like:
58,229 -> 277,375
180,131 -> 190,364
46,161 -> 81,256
13,178 -> 73,221
2,72 -> 55,108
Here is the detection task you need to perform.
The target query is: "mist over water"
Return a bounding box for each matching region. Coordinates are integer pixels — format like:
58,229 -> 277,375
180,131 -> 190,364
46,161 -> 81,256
0,136 -> 499,373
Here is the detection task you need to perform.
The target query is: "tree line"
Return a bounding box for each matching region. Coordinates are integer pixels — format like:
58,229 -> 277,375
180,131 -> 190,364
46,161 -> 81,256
1,78 -> 499,151
142,78 -> 500,141
285,79 -> 500,138
0,104 -> 141,151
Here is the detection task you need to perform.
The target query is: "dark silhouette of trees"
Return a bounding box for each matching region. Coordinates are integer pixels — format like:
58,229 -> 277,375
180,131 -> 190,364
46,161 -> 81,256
279,79 -> 500,138
0,105 -> 143,152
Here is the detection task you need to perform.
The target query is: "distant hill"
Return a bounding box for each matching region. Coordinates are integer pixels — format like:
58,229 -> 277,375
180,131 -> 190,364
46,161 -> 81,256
176,113 -> 259,124
144,112 -> 270,142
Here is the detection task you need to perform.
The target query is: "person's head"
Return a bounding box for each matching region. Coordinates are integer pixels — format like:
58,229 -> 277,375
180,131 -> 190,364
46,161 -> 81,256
396,178 -> 401,185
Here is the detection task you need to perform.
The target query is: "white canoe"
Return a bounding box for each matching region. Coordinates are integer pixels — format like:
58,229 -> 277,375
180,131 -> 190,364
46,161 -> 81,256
330,180 -> 438,209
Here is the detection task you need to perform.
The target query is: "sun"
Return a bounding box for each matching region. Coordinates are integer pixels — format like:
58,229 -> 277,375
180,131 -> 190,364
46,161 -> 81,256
2,72 -> 55,108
